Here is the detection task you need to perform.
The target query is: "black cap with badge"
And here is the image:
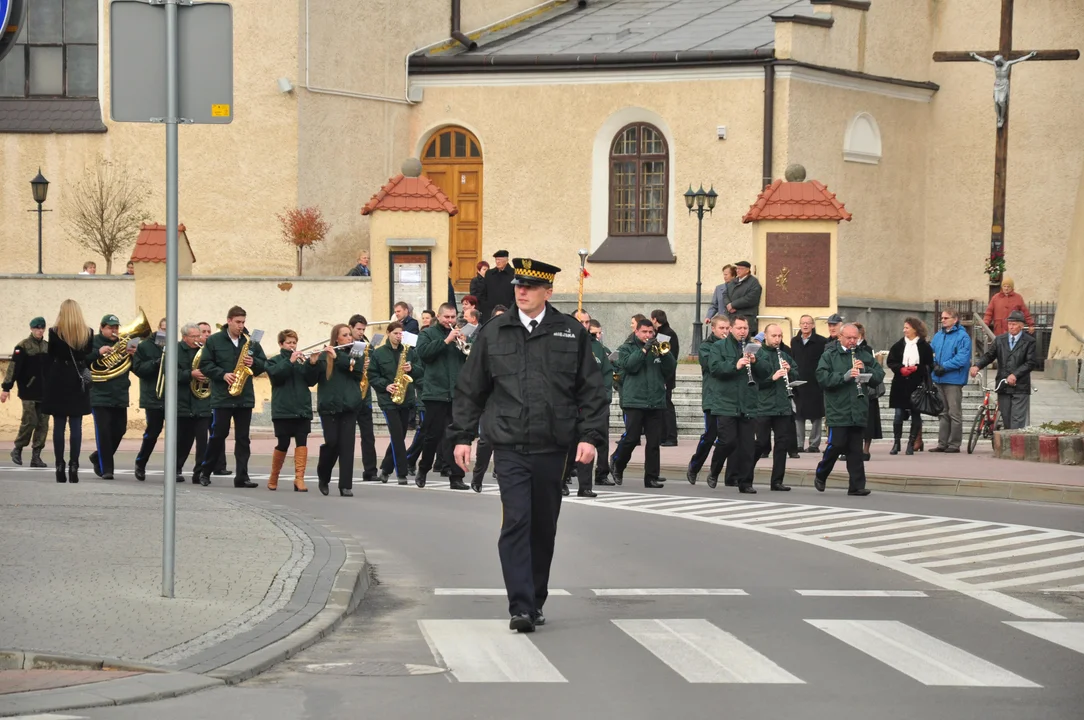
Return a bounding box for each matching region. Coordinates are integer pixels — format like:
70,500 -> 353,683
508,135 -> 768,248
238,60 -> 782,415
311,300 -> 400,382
510,258 -> 561,288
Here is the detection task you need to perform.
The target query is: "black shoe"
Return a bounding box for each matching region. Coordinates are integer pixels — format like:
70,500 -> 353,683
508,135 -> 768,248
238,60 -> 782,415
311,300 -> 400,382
561,483 -> 570,496
612,468 -> 623,486
234,480 -> 257,488
30,451 -> 46,468
362,473 -> 379,482
771,483 -> 791,491
415,471 -> 427,489
380,473 -> 390,484
102,473 -> 114,480
595,474 -> 615,486
738,485 -> 757,494
509,614 -> 535,633
929,447 -> 946,453
814,475 -> 826,492
340,488 -> 353,497
89,453 -> 102,478
55,460 -> 66,483
68,462 -> 79,483
199,474 -> 211,487
531,611 -> 546,626
10,447 -> 23,465
450,479 -> 470,490
578,488 -> 597,498
134,466 -> 146,482
660,440 -> 678,447
470,479 -> 482,492
176,474 -> 186,483
399,477 -> 409,486
863,452 -> 871,461
788,452 -> 800,459
905,446 -> 914,456
945,448 -> 960,453
706,475 -> 718,489
848,489 -> 872,496
890,441 -> 901,455
407,465 -> 416,476
686,468 -> 697,485
213,469 -> 233,476
644,479 -> 663,488
318,480 -> 329,496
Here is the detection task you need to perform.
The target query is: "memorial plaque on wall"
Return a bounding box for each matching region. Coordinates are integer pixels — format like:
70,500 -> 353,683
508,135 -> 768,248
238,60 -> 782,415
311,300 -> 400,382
765,233 -> 831,306
389,251 -> 431,316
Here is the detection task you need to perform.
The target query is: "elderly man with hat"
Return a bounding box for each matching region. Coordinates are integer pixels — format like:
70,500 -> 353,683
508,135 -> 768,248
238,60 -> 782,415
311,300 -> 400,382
2,316 -> 50,467
88,313 -> 137,479
970,309 -> 1037,429
451,257 -> 608,634
725,260 -> 763,336
477,249 -> 515,319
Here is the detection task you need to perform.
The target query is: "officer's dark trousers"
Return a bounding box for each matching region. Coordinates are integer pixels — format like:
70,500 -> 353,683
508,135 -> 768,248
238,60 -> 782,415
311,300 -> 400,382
494,449 -> 565,618
473,427 -> 494,485
405,409 -> 425,469
90,407 -> 127,476
816,426 -> 867,492
177,416 -> 210,473
356,408 -> 377,478
319,410 -> 358,489
418,400 -> 463,480
688,411 -> 719,474
663,386 -> 678,443
136,409 -> 165,471
754,414 -> 795,487
200,407 -> 252,482
380,406 -> 410,478
564,434 -> 609,490
15,400 -> 49,451
611,408 -> 663,481
709,415 -> 755,489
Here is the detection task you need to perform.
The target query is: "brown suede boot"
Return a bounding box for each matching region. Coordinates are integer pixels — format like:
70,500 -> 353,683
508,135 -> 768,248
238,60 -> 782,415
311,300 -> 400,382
294,446 -> 309,492
268,449 -> 287,490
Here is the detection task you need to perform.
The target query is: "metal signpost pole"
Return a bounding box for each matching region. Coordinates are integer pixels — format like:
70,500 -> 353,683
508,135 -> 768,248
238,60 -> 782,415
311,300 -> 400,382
161,0 -> 180,599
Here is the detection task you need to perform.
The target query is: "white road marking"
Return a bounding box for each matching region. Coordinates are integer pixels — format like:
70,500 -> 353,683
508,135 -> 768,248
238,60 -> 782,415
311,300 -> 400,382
707,505 -> 832,521
895,532 -> 1069,562
975,566 -> 1084,590
1005,622 -> 1084,655
5,716 -> 89,720
754,510 -> 861,526
807,619 -> 1040,687
844,521 -> 989,546
746,507 -> 859,526
946,552 -> 1084,580
791,514 -> 916,534
1041,583 -> 1084,592
592,588 -> 748,596
613,619 -> 804,684
795,590 -> 928,597
434,588 -> 570,596
864,526 -> 1020,553
417,619 -> 567,683
916,538 -> 1084,568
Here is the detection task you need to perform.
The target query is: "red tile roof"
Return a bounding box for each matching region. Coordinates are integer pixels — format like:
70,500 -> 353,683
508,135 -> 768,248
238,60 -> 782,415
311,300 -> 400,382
361,174 -> 458,216
130,223 -> 197,263
742,179 -> 852,223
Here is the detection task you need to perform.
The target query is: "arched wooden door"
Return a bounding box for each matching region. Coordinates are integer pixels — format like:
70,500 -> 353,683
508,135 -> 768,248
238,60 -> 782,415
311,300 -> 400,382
421,127 -> 483,292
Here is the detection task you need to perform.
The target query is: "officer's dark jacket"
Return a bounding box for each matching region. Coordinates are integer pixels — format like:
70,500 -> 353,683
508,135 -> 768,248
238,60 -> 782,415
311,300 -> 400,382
132,337 -> 165,410
816,342 -> 885,427
698,334 -> 721,411
753,344 -> 799,416
369,342 -> 422,411
415,324 -> 464,402
265,349 -> 319,420
314,350 -> 365,415
616,337 -> 676,410
450,303 -> 608,452
198,328 -> 268,409
88,332 -> 131,408
175,341 -> 211,418
706,335 -> 759,418
2,334 -> 48,401
590,339 -> 613,405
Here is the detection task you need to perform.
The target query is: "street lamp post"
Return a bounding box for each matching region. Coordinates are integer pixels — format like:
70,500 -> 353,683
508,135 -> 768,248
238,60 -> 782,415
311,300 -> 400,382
29,168 -> 50,275
684,183 -> 717,356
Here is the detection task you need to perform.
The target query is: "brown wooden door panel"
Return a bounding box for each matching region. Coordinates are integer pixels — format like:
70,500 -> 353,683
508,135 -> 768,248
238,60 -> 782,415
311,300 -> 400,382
422,128 -> 484,291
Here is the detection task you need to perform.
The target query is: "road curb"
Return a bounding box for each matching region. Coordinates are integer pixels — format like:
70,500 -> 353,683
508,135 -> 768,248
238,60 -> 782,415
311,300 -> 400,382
0,509 -> 372,717
629,464 -> 1084,506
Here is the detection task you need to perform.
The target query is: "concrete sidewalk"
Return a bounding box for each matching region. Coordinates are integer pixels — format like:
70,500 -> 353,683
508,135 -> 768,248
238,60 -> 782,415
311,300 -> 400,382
0,477 -> 370,717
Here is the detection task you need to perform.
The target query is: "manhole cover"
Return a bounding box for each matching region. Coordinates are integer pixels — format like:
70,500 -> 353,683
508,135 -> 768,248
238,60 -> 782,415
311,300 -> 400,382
302,661 -> 446,677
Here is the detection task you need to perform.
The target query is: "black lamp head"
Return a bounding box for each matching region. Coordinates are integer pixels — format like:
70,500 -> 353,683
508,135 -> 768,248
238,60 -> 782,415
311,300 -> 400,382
30,168 -> 49,204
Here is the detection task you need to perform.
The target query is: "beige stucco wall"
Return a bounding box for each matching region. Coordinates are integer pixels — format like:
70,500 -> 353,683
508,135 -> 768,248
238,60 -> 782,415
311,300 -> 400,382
1048,159 -> 1084,359
0,0 -> 300,276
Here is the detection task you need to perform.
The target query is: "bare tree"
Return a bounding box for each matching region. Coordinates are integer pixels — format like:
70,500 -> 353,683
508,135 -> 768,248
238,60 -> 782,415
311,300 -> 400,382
63,154 -> 152,274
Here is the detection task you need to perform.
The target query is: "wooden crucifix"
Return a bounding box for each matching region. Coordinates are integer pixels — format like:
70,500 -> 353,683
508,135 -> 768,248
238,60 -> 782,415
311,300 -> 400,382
933,0 -> 1078,297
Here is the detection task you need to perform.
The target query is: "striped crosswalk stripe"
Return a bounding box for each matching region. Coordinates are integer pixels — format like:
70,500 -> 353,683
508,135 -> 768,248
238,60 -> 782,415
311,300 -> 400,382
1005,621 -> 1084,655
418,620 -> 567,682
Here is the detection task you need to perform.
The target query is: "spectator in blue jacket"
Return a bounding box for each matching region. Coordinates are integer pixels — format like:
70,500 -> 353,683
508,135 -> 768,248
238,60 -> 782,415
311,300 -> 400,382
929,308 -> 972,453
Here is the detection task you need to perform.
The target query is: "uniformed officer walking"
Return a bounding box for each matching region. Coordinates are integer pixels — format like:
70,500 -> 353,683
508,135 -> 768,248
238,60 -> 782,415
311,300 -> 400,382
2,316 -> 50,467
451,258 -> 607,633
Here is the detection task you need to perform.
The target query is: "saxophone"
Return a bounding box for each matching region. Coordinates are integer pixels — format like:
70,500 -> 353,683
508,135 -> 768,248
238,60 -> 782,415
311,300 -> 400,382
390,345 -> 413,405
190,343 -> 211,399
359,342 -> 371,398
227,331 -> 254,397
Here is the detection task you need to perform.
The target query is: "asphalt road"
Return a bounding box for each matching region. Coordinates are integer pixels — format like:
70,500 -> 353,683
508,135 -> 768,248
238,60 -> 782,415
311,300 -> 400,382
10,453 -> 1084,720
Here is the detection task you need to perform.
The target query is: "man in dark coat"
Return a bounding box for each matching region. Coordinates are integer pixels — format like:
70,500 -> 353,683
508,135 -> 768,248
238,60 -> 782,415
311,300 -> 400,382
2,316 -> 49,467
477,249 -> 515,319
88,314 -> 136,480
970,310 -> 1037,429
725,261 -> 763,336
650,309 -> 680,446
790,314 -> 827,452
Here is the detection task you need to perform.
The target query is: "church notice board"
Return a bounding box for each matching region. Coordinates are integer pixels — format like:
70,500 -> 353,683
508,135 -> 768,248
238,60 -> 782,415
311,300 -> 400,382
389,252 -> 431,316
765,233 -> 831,307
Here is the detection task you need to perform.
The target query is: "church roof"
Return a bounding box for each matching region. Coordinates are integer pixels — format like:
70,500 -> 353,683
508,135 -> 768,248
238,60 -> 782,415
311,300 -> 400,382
130,223 -> 197,263
418,0 -> 815,59
742,179 -> 852,222
361,174 -> 458,216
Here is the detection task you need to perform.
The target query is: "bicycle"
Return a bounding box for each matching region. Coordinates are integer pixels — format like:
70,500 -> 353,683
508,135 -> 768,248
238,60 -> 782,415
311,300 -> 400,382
967,378 -> 1006,454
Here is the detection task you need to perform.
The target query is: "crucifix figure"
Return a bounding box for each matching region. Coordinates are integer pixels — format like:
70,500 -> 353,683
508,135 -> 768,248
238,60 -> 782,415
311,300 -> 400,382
933,0 -> 1079,297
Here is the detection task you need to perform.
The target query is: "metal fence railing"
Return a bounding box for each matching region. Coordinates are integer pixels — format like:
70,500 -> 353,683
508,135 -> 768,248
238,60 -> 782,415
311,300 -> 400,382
934,298 -> 1058,372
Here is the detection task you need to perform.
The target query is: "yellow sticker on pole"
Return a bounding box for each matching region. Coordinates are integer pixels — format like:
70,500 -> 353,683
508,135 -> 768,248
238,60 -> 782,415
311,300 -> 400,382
211,104 -> 230,117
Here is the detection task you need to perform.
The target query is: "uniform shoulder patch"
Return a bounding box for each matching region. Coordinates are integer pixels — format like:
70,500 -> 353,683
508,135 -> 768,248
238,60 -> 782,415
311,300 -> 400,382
13,348 -> 21,355
551,330 -> 577,339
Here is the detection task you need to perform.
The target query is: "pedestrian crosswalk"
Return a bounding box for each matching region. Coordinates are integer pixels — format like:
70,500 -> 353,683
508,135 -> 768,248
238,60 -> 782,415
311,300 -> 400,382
415,616 -> 1083,687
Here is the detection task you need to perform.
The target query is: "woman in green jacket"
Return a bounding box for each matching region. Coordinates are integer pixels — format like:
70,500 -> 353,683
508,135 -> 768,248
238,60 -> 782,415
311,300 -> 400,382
314,324 -> 364,497
264,330 -> 320,492
369,322 -> 421,484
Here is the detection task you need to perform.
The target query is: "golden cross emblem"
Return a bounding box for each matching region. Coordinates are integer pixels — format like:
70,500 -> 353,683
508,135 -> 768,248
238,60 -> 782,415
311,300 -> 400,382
775,266 -> 790,292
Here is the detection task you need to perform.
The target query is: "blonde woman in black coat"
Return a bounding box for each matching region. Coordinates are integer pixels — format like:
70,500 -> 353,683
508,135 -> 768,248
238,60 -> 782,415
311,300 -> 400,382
886,317 -> 935,455
41,299 -> 94,483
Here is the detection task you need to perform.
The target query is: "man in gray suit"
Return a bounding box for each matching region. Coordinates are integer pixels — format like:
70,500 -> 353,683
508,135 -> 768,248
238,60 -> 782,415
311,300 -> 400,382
970,310 -> 1037,429
725,261 -> 763,336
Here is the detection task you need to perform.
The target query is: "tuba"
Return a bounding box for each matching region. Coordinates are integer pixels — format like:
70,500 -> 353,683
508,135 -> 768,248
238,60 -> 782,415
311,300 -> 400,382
190,343 -> 211,399
91,307 -> 152,382
390,342 -> 413,405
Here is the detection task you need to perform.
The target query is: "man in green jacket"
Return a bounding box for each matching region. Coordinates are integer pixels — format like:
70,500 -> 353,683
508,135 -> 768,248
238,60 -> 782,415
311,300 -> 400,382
686,314 -> 729,485
704,315 -> 759,493
195,306 -> 267,488
814,323 -> 885,496
349,314 -> 379,482
2,316 -> 49,467
561,311 -> 616,497
175,323 -> 212,483
752,323 -> 799,492
610,318 -> 676,488
414,302 -> 469,489
131,328 -> 167,481
88,314 -> 136,479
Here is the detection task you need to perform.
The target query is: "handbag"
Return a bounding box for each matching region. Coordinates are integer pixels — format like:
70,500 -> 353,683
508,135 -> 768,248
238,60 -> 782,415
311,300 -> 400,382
69,345 -> 92,392
910,375 -> 944,416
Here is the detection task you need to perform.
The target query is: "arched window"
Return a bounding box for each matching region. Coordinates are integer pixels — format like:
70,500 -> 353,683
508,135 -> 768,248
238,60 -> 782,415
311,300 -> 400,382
609,123 -> 668,237
843,112 -> 882,165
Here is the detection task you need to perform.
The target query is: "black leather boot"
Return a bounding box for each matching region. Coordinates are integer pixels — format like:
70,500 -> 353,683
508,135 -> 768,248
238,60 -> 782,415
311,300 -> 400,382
890,419 -> 903,455
906,424 -> 919,456
68,461 -> 79,483
30,449 -> 47,468
56,460 -> 67,483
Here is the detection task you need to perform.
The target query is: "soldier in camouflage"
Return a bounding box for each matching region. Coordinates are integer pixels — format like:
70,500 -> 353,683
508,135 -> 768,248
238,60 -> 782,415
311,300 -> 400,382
2,317 -> 50,467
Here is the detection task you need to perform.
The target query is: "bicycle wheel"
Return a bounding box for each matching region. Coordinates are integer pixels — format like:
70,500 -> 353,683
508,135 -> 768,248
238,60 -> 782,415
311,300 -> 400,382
967,408 -> 984,454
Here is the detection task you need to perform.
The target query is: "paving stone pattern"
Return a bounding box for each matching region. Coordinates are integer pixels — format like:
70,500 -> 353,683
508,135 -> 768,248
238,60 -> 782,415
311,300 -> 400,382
0,479 -> 298,662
